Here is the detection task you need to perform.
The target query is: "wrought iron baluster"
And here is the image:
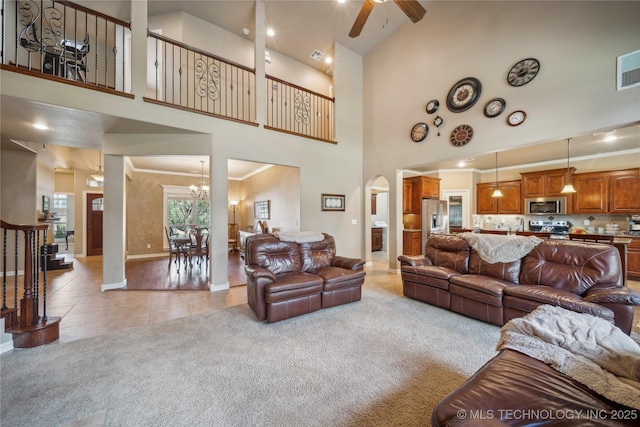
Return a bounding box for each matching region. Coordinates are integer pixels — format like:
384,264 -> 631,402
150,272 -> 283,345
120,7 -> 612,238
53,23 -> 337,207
13,230 -> 18,312
2,228 -> 6,311
42,228 -> 48,321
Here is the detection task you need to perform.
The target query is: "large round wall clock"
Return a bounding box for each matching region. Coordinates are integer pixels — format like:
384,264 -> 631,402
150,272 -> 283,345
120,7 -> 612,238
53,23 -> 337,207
484,98 -> 506,118
446,77 -> 482,113
450,124 -> 474,147
507,58 -> 540,87
410,122 -> 429,142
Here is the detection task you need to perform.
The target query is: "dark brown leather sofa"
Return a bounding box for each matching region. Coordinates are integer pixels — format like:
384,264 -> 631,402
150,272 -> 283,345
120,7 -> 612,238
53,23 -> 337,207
431,349 -> 639,427
245,233 -> 365,323
398,234 -> 640,334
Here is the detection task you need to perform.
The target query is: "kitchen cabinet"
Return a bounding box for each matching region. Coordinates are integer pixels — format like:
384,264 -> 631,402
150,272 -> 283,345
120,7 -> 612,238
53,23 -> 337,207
521,168 -> 574,198
627,237 -> 640,281
608,168 -> 640,213
572,169 -> 639,214
372,227 -> 383,252
403,230 -> 422,255
371,193 -> 377,215
573,172 -> 608,214
418,176 -> 441,199
476,181 -> 522,214
402,180 -> 414,214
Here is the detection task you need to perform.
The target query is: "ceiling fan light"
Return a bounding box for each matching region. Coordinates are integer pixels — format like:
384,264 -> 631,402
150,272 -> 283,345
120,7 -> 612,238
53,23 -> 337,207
90,172 -> 104,182
561,184 -> 576,194
491,189 -> 503,198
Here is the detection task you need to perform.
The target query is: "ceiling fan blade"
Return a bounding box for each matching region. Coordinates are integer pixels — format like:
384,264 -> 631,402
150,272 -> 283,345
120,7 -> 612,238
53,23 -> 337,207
349,0 -> 376,38
394,0 -> 426,23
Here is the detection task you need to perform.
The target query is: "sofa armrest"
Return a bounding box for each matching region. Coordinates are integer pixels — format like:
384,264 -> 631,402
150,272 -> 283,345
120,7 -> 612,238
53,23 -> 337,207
585,287 -> 640,305
332,256 -> 365,271
397,255 -> 431,267
245,264 -> 277,282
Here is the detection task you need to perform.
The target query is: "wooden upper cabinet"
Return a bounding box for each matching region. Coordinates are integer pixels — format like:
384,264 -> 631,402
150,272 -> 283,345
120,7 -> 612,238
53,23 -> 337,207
476,183 -> 498,214
573,172 -> 608,213
420,176 -> 441,199
609,168 -> 640,213
498,181 -> 522,214
476,180 -> 521,214
521,168 -> 574,198
402,180 -> 413,214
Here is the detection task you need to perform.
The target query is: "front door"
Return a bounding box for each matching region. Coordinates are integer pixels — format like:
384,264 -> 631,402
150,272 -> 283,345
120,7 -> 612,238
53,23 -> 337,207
86,193 -> 103,256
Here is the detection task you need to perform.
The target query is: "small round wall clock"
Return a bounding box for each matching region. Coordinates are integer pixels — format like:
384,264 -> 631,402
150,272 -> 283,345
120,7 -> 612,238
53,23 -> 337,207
433,115 -> 443,136
450,124 -> 474,147
411,122 -> 429,142
426,99 -> 439,114
446,77 -> 482,113
507,58 -> 540,87
484,98 -> 506,118
507,110 -> 526,126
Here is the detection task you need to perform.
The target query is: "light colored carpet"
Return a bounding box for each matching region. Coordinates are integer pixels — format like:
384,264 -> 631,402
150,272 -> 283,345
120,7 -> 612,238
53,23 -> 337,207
0,287 -> 501,426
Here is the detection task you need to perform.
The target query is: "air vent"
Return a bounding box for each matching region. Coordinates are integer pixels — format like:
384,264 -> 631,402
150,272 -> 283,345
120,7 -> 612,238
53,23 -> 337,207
617,49 -> 640,90
309,49 -> 325,61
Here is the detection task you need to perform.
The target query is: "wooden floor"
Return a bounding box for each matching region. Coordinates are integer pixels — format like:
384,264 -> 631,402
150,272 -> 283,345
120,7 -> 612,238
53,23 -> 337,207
124,251 -> 247,291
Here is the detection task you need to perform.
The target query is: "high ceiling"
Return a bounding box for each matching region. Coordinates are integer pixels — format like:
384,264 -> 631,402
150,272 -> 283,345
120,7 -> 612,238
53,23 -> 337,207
2,1 -> 639,179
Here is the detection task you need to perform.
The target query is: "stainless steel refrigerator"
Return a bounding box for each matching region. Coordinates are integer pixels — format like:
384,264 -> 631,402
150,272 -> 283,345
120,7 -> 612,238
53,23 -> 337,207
422,199 -> 449,250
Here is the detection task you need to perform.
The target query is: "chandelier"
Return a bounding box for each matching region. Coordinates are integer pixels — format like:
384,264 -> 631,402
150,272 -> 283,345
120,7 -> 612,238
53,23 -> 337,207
90,151 -> 104,182
189,160 -> 209,200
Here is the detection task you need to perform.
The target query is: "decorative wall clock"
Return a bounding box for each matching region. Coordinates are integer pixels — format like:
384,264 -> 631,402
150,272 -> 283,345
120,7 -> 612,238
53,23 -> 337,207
411,122 -> 429,142
483,98 -> 506,118
450,124 -> 474,147
433,115 -> 443,136
507,58 -> 540,87
507,110 -> 526,126
446,77 -> 482,113
426,99 -> 439,114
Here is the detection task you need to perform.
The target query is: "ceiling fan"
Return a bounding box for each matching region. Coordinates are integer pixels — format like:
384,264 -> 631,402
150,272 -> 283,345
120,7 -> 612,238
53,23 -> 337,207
349,0 -> 426,38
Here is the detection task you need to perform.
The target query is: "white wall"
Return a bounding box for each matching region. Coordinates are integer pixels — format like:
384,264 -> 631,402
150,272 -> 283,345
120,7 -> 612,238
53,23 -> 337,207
362,1 -> 640,269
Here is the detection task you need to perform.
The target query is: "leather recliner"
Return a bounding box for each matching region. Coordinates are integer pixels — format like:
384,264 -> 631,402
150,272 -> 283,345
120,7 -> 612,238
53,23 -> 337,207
245,233 -> 365,323
399,234 -> 640,334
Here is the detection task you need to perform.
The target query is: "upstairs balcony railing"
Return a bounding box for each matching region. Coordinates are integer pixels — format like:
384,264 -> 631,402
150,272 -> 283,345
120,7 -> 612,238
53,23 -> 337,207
266,75 -> 335,143
2,0 -> 131,95
145,31 -> 257,125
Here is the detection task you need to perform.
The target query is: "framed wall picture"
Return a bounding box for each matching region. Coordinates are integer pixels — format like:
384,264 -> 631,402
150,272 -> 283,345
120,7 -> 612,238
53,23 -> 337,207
321,194 -> 345,211
254,200 -> 270,219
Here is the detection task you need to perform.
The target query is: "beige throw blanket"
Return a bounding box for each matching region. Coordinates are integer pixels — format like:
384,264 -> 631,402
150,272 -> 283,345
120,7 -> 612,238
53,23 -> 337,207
460,232 -> 543,263
274,231 -> 325,243
497,304 -> 640,410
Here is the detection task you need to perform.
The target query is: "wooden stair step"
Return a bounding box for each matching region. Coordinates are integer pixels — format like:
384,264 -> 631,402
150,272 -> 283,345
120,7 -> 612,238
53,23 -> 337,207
1,308 -> 19,329
7,316 -> 61,348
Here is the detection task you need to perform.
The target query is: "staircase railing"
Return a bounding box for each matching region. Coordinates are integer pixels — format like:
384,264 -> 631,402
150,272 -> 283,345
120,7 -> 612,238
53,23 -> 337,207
1,220 -> 60,348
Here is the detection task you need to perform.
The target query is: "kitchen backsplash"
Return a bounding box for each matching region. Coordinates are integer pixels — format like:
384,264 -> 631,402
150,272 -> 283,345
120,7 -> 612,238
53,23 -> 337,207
476,213 -> 638,233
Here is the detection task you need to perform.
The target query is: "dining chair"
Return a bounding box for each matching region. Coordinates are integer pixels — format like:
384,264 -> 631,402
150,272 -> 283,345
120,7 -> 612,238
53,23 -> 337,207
165,226 -> 182,267
228,223 -> 239,252
568,233 -> 614,244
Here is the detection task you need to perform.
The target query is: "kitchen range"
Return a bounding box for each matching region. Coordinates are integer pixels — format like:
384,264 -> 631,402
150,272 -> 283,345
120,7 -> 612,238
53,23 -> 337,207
528,220 -> 570,237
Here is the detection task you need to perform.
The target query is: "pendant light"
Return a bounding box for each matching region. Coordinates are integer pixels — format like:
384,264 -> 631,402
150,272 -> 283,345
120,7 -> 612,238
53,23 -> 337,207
491,152 -> 503,198
90,151 -> 104,182
561,138 -> 576,193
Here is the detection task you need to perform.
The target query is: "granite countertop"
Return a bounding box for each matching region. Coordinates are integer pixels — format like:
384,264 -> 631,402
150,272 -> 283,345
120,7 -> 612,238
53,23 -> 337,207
403,229 -> 421,232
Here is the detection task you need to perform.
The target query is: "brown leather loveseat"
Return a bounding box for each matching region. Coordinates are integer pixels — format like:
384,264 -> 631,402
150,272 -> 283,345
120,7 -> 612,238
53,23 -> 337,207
245,233 -> 366,323
398,234 -> 640,334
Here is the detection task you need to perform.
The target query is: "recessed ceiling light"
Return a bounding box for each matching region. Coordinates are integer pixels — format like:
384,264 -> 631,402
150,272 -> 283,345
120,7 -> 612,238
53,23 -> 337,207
337,0 -> 346,4
266,28 -> 275,37
603,134 -> 618,142
242,28 -> 250,35
32,122 -> 49,130
324,56 -> 333,64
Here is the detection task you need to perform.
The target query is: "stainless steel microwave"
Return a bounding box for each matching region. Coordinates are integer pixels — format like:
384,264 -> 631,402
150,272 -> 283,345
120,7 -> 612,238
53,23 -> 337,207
525,196 -> 567,215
